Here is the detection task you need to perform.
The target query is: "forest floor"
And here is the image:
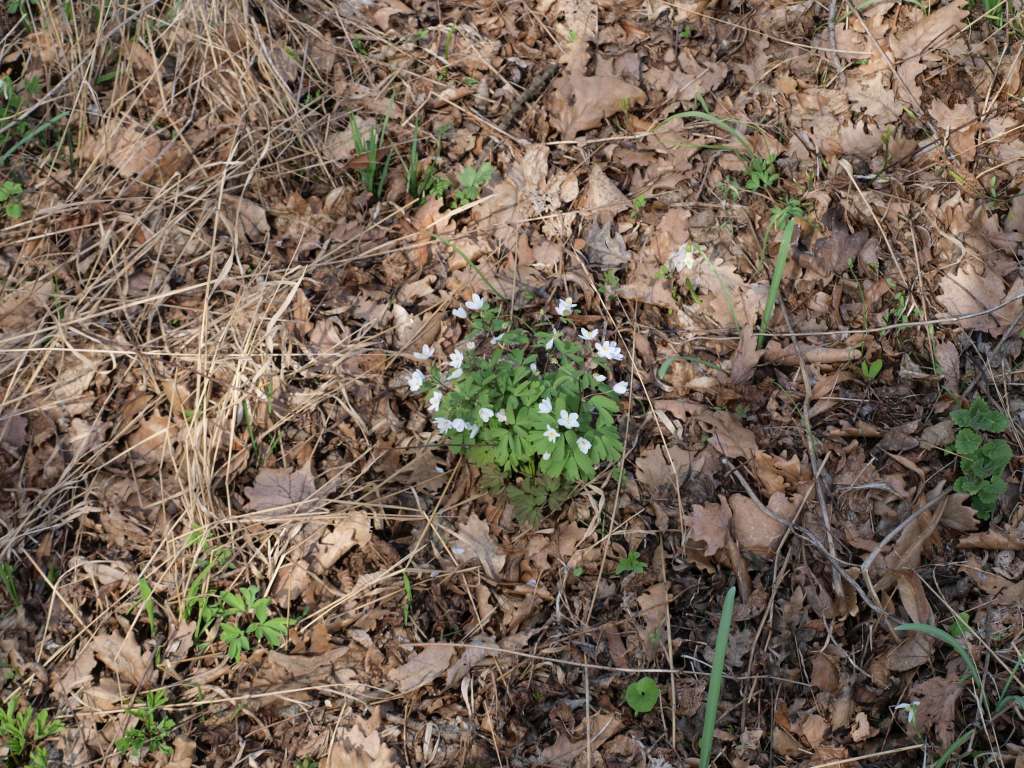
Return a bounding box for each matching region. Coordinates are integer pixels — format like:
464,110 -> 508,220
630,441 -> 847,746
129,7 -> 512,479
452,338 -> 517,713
2,0 -> 1024,766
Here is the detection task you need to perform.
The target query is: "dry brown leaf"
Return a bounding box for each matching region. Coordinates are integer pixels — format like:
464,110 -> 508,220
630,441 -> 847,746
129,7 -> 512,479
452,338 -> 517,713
92,632 -> 148,687
688,502 -> 732,557
165,737 -> 197,768
850,711 -> 875,743
638,582 -> 668,656
388,645 -> 454,693
253,647 -> 359,702
322,709 -> 399,768
958,527 -> 1024,550
581,166 -> 630,224
647,50 -> 726,102
77,121 -> 164,178
128,414 -> 176,463
937,266 -> 1007,334
244,464 -> 316,512
452,515 -> 506,579
539,713 -> 622,766
730,492 -> 795,556
699,410 -> 758,460
890,3 -> 969,62
221,195 -> 270,241
930,99 -> 978,162
549,73 -> 646,139
910,676 -> 963,747
799,714 -> 829,748
314,513 -> 372,572
55,645 -> 97,695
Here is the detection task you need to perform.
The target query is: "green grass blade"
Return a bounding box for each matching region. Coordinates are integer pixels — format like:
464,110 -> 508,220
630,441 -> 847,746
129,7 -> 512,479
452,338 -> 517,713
699,585 -> 736,768
661,110 -> 755,156
757,218 -> 795,348
932,727 -> 974,768
894,623 -> 982,690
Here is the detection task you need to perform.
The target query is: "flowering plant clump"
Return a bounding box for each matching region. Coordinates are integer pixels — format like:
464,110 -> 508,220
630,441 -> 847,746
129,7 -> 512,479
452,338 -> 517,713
406,293 -> 627,517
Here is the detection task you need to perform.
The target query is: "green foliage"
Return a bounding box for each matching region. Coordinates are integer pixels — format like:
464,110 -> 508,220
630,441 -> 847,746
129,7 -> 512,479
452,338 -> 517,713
138,578 -> 156,634
404,125 -> 449,203
757,217 -> 796,347
452,162 -> 493,207
0,562 -> 18,607
630,194 -> 648,219
700,586 -> 736,768
614,550 -> 647,576
215,586 -> 294,663
351,116 -> 394,200
0,180 -> 23,220
114,690 -> 175,758
860,359 -> 883,381
413,296 -> 626,522
401,572 -> 413,625
949,397 -> 1012,520
625,676 -> 660,715
769,197 -> 804,230
744,154 -> 779,191
948,611 -> 971,639
0,696 -> 62,768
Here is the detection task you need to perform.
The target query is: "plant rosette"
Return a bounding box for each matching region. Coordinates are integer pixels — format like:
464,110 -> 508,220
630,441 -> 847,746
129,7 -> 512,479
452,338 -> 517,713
406,294 -> 627,495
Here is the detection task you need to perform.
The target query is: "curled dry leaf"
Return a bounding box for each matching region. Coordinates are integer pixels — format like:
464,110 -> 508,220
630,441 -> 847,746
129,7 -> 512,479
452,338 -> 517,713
549,73 -> 646,139
452,515 -> 506,579
730,492 -> 796,556
92,631 -> 149,687
388,645 -> 455,693
580,166 -> 630,225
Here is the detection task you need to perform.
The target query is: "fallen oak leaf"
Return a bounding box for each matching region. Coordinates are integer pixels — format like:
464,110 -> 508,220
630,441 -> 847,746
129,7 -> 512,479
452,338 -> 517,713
549,73 -> 646,140
388,645 -> 454,693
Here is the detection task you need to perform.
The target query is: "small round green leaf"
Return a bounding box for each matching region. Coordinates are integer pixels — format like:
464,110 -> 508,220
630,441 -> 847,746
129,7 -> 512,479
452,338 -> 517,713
625,676 -> 660,715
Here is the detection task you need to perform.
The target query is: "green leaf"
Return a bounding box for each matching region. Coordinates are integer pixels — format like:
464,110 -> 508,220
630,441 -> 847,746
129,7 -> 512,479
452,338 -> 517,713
700,586 -> 736,768
951,397 -> 1009,433
954,427 -> 982,456
894,622 -> 982,690
625,676 -> 660,715
615,551 -> 646,575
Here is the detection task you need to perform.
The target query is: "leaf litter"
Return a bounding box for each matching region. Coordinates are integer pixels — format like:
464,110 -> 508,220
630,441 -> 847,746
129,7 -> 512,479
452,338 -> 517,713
2,0 -> 1024,766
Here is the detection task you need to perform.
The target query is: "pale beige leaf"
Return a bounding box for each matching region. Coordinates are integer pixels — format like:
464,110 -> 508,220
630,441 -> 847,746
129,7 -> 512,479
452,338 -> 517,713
539,713 -> 622,766
92,632 -> 148,686
388,645 -> 454,693
314,513 -> 372,572
550,73 -> 646,139
937,267 -> 1005,334
909,676 -> 963,747
687,502 -> 731,557
244,465 -> 317,512
128,414 -> 176,463
77,121 -> 163,178
452,515 -> 506,579
322,710 -> 399,768
890,3 -> 969,62
699,409 -> 758,459
580,166 -> 630,224
730,492 -> 795,555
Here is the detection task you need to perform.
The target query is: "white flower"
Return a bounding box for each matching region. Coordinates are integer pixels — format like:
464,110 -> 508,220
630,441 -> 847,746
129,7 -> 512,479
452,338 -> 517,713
413,344 -> 434,361
558,410 -> 580,429
465,341 -> 476,350
448,350 -> 464,369
576,437 -> 592,454
452,306 -> 468,319
580,328 -> 599,340
543,425 -> 560,443
894,701 -> 920,726
593,373 -> 607,383
451,418 -> 468,433
669,241 -> 704,273
435,417 -> 453,433
538,397 -> 552,414
479,407 -> 494,422
545,333 -> 557,350
542,452 -> 551,461
495,409 -> 508,423
595,340 -> 624,361
428,390 -> 443,412
530,362 -> 539,374
613,381 -> 628,395
555,296 -> 576,316
491,333 -> 505,343
469,423 -> 480,439
448,367 -> 464,381
465,293 -> 485,311
407,370 -> 426,392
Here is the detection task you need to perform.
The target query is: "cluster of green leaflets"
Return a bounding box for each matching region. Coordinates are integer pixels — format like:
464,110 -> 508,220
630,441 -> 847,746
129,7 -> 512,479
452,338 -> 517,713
950,397 -> 1012,521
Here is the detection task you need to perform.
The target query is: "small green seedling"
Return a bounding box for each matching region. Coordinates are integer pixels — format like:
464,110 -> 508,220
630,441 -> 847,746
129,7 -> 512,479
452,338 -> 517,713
138,577 -> 157,634
744,154 -> 779,191
948,611 -> 971,639
0,696 -> 62,768
351,116 -> 394,200
0,562 -> 18,607
404,125 -> 449,203
115,690 -> 175,757
402,572 -> 413,625
614,550 -> 647,576
217,586 -> 294,662
452,162 -> 493,207
950,396 -> 1012,520
630,194 -> 648,220
625,676 -> 660,715
0,180 -> 23,220
861,359 -> 883,381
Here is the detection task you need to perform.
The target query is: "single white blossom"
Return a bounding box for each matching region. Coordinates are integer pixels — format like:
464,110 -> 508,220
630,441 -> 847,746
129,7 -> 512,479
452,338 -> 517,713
538,397 -> 552,414
427,390 -> 443,412
435,417 -> 453,433
530,362 -> 539,374
543,425 -> 560,443
448,350 -> 464,369
495,409 -> 508,423
465,293 -> 486,311
545,334 -> 556,350
613,381 -> 628,395
669,241 -> 704,273
542,452 -> 551,461
491,333 -> 505,344
555,296 -> 576,316
580,328 -> 599,341
448,367 -> 464,381
595,340 -> 624,361
469,423 -> 480,439
593,373 -> 607,383
413,344 -> 434,361
451,418 -> 468,433
558,410 -> 580,429
465,341 -> 476,350
452,306 -> 468,319
479,407 -> 494,422
576,437 -> 592,454
407,369 -> 426,392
